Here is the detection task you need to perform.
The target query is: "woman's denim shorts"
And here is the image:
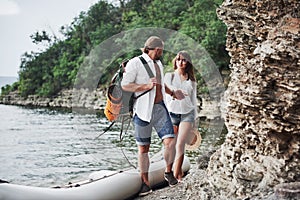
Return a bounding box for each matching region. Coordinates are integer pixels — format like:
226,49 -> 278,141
170,109 -> 195,126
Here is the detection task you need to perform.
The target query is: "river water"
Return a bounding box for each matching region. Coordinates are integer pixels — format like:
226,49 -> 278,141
0,104 -> 226,187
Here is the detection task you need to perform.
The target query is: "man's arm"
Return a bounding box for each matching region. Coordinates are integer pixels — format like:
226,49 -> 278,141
121,57 -> 157,93
122,82 -> 153,93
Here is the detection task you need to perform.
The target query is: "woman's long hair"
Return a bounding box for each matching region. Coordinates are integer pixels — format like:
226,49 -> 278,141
172,51 -> 196,82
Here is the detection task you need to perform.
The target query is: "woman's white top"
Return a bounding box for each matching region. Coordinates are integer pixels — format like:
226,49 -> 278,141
164,71 -> 197,119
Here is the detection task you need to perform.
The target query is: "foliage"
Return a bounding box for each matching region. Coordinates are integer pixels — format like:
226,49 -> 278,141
1,85 -> 12,96
2,0 -> 229,97
180,0 -> 229,69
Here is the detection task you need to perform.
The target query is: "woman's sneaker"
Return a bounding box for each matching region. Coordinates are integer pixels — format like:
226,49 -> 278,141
139,182 -> 152,197
164,171 -> 178,187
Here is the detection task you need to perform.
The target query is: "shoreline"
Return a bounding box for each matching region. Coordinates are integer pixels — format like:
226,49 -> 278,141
0,89 -> 223,121
0,89 -> 106,110
133,149 -> 281,200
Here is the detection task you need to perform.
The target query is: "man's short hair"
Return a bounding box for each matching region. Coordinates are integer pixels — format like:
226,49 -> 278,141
143,36 -> 164,52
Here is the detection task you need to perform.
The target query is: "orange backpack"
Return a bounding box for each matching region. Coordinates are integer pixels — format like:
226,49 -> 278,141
104,56 -> 154,122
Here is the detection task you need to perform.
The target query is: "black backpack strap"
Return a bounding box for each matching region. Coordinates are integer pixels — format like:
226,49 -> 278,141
171,72 -> 175,83
139,56 -> 155,78
134,56 -> 155,99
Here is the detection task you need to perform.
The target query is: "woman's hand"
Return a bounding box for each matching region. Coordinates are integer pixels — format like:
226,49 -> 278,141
173,90 -> 186,100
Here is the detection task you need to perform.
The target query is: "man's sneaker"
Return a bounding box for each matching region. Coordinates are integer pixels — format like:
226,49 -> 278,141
164,171 -> 178,187
139,182 -> 152,197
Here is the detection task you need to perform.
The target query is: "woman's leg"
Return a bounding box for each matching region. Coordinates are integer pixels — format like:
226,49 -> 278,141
174,122 -> 193,181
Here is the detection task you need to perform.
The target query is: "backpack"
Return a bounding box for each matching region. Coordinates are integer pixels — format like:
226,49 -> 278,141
104,56 -> 154,122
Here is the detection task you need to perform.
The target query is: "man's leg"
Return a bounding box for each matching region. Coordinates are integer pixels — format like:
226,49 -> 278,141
162,137 -> 178,186
138,144 -> 150,185
162,137 -> 176,172
153,102 -> 178,186
137,144 -> 153,196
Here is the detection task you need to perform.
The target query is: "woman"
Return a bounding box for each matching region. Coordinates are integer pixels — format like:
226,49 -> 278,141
164,51 -> 198,182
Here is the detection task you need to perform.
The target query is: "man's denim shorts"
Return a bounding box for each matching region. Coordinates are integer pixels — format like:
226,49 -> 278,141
169,109 -> 195,126
133,101 -> 175,145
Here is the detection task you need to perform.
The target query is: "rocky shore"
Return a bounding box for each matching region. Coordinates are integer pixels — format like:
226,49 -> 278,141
132,151 -> 296,200
0,89 -> 106,111
134,150 -> 299,200
0,88 -> 222,120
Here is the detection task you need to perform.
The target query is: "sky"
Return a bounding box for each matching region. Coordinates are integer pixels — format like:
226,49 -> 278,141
0,0 -> 100,78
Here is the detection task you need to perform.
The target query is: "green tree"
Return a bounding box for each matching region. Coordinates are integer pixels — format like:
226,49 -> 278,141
6,0 -> 229,99
180,0 -> 229,69
122,0 -> 189,29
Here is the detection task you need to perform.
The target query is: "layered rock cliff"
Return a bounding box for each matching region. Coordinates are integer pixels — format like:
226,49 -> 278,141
190,0 -> 300,199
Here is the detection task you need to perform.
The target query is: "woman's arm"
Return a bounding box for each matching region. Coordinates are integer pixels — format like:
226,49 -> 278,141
164,83 -> 185,100
192,81 -> 198,119
164,84 -> 174,96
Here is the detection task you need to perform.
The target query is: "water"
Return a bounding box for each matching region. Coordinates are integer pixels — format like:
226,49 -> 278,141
0,104 -> 139,187
0,104 -> 226,188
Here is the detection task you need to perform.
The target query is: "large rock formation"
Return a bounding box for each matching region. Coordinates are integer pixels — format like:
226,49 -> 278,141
186,0 -> 299,199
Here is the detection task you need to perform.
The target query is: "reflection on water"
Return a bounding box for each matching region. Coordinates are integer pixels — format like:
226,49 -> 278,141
0,105 -> 227,187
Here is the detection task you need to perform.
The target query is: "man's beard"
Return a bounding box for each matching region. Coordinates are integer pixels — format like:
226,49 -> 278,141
154,53 -> 163,61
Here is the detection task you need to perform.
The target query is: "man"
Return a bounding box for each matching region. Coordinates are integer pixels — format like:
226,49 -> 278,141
121,36 -> 184,196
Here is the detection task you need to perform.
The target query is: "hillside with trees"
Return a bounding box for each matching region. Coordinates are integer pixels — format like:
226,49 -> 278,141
1,0 -> 229,99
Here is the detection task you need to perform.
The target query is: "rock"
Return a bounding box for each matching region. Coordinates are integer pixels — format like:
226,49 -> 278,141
181,0 -> 300,199
0,88 -> 107,112
274,182 -> 300,200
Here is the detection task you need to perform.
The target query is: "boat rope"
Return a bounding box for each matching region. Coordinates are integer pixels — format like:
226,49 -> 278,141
119,115 -> 137,169
95,121 -> 115,139
95,114 -> 137,169
120,146 -> 137,169
56,169 -> 129,188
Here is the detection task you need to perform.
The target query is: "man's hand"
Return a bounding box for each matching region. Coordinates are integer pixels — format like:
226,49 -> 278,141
146,77 -> 158,89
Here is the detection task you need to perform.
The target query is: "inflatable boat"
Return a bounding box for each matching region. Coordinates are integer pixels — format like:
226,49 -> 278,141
0,151 -> 190,200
